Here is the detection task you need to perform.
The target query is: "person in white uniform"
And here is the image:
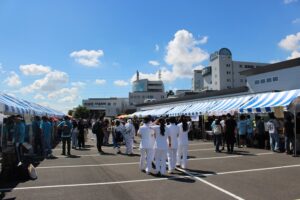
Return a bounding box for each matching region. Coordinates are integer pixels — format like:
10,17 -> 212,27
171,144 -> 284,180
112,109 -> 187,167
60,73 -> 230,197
177,115 -> 190,169
125,119 -> 135,155
152,118 -> 169,176
167,117 -> 179,173
138,116 -> 155,174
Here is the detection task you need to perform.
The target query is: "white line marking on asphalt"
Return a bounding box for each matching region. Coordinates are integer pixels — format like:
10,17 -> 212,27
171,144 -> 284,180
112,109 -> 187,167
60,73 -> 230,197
37,152 -> 273,169
0,176 -> 192,192
176,168 -> 245,200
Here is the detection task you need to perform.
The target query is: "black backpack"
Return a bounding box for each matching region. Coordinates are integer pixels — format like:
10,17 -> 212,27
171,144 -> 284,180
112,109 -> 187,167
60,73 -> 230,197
92,122 -> 99,134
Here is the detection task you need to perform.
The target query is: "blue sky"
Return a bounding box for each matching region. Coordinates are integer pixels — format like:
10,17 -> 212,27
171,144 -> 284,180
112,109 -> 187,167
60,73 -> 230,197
0,0 -> 299,113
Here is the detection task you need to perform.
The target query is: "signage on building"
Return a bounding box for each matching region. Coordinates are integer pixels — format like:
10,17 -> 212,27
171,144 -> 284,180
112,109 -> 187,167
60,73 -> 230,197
210,51 -> 219,61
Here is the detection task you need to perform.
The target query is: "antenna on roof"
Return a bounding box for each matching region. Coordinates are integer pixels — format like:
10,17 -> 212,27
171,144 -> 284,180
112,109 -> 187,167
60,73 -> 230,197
158,70 -> 161,80
136,70 -> 139,81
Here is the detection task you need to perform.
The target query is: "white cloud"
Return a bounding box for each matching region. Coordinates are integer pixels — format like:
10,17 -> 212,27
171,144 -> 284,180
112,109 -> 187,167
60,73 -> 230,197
0,63 -> 5,74
48,87 -> 79,103
284,0 -> 298,4
4,71 -> 22,87
95,79 -> 106,85
165,29 -> 209,79
149,60 -> 160,66
287,51 -> 300,59
70,49 -> 104,67
19,64 -> 51,76
278,32 -> 300,59
278,32 -> 300,51
155,44 -> 160,52
71,81 -> 86,88
292,18 -> 300,24
198,36 -> 208,44
114,80 -> 129,86
20,70 -> 68,93
34,94 -> 45,100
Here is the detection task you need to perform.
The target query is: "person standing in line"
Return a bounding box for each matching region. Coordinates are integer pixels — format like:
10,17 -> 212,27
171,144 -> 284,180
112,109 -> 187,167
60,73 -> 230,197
32,116 -> 43,156
77,119 -> 85,149
57,116 -> 73,156
220,115 -> 226,151
103,119 -> 110,145
224,114 -> 237,154
125,119 -> 135,155
283,115 -> 295,155
176,115 -> 190,169
13,115 -> 26,164
267,113 -> 280,152
167,117 -> 179,173
237,115 -> 247,148
113,120 -> 124,154
213,119 -> 222,152
93,116 -> 105,154
138,115 -> 155,174
152,118 -> 169,176
40,116 -> 53,158
71,120 -> 78,149
255,116 -> 265,149
246,115 -> 254,147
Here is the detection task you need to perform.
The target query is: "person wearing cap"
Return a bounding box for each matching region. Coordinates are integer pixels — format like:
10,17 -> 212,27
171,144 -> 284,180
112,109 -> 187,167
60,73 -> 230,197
138,115 -> 155,174
125,119 -> 135,155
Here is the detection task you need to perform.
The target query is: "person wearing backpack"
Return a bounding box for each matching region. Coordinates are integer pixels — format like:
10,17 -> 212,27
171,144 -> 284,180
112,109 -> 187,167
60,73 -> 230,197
267,113 -> 280,152
57,116 -> 73,156
213,119 -> 222,152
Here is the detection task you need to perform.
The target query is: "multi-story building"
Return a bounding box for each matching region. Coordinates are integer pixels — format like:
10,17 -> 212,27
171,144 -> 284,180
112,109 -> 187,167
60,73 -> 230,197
192,69 -> 203,92
193,48 -> 267,91
129,71 -> 166,106
241,57 -> 300,93
82,97 -> 129,117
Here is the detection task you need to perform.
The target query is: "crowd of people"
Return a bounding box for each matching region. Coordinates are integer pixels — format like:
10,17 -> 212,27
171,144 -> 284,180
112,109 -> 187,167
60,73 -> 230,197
209,112 -> 296,156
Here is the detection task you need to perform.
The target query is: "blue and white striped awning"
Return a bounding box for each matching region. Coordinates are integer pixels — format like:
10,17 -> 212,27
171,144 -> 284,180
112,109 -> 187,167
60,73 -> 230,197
145,106 -> 174,117
239,89 -> 300,113
166,104 -> 193,116
208,95 -> 254,115
183,100 -> 217,116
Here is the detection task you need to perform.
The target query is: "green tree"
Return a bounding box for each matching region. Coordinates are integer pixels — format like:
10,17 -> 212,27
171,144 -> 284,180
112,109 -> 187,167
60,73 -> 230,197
166,90 -> 175,97
68,109 -> 74,116
74,105 -> 90,119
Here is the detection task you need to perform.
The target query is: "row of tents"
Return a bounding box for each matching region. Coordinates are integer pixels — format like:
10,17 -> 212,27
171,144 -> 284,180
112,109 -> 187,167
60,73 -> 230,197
131,89 -> 300,117
0,92 -> 65,118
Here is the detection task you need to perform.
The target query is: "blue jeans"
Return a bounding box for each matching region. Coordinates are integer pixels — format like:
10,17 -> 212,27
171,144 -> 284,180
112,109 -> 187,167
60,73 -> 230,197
215,134 -> 222,152
270,133 -> 279,151
285,136 -> 295,153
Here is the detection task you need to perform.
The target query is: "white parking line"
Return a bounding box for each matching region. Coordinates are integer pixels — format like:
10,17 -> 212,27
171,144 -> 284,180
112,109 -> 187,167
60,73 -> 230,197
0,175 -> 192,192
37,152 -> 273,169
176,168 -> 245,200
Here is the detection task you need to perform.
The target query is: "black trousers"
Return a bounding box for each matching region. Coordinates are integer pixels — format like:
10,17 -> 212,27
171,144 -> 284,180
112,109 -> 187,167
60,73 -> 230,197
226,135 -> 235,153
62,137 -> 71,155
34,135 -> 43,156
78,133 -> 85,148
96,133 -> 104,152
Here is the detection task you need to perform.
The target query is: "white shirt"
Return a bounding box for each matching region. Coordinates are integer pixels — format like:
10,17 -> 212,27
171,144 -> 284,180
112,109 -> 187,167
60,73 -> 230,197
178,123 -> 189,146
138,123 -> 155,149
152,125 -> 169,150
125,123 -> 135,137
167,123 -> 179,149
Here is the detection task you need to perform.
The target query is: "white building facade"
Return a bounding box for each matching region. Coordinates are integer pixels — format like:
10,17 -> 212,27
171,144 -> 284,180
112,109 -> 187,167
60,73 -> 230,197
241,58 -> 300,93
82,98 -> 129,117
193,48 -> 267,91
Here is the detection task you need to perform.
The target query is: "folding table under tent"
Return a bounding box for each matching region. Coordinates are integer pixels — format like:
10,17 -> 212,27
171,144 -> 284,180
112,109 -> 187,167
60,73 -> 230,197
239,89 -> 300,113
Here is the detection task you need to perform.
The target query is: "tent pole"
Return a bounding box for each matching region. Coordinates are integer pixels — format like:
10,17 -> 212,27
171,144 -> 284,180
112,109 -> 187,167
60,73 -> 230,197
294,110 -> 297,157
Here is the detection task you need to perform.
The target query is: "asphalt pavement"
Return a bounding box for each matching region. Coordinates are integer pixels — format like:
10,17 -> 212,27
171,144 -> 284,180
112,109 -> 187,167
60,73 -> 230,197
1,131 -> 300,200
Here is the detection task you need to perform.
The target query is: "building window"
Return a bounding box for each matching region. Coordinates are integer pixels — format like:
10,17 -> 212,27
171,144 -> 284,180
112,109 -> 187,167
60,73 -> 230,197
260,79 -> 265,84
240,65 -> 243,68
227,79 -> 231,82
227,86 -> 231,89
267,78 -> 272,83
245,65 -> 254,69
226,71 -> 231,74
226,64 -> 231,67
273,77 -> 278,82
107,102 -> 111,106
255,80 -> 259,85
240,79 -> 243,83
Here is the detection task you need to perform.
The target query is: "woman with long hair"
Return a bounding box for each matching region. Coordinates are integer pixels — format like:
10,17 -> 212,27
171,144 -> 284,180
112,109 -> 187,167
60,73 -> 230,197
152,118 -> 169,176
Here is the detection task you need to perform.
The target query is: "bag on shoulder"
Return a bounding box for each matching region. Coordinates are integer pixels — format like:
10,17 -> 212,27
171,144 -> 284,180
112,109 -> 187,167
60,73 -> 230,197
213,125 -> 222,135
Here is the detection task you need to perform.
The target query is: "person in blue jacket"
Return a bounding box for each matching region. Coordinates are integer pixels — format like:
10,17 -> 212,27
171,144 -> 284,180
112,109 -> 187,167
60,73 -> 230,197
57,116 -> 73,156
